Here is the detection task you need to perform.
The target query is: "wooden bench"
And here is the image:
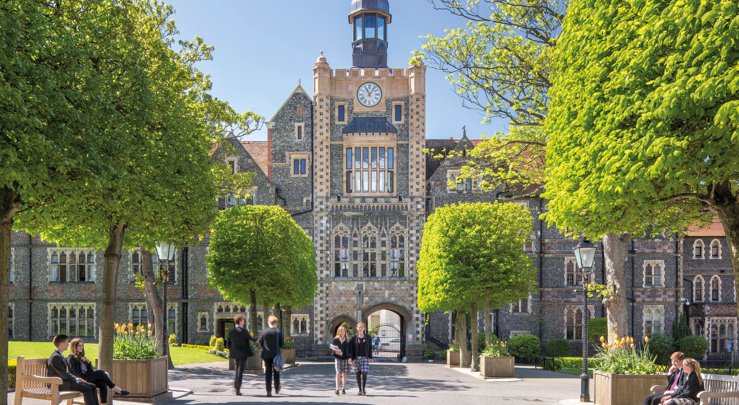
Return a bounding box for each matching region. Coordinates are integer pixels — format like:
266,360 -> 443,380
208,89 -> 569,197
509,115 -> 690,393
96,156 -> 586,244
651,373 -> 739,405
14,356 -> 85,405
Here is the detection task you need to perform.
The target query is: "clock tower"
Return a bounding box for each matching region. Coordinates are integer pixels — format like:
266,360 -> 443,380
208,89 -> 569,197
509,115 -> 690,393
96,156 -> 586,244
311,0 -> 427,358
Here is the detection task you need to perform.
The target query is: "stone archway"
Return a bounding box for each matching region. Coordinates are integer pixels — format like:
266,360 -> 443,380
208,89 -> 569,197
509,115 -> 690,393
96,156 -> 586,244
362,302 -> 413,360
327,314 -> 356,342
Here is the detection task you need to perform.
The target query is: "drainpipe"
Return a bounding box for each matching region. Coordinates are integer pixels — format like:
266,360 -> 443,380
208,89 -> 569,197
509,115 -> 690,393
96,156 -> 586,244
630,239 -> 636,336
537,198 -> 544,342
181,246 -> 188,344
675,236 -> 681,328
28,234 -> 33,340
600,239 -> 606,317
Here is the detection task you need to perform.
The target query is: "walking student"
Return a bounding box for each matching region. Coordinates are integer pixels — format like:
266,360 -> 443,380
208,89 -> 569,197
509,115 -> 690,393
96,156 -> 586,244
349,322 -> 373,396
47,334 -> 99,405
331,325 -> 351,395
226,315 -> 254,396
67,338 -> 129,404
258,315 -> 284,397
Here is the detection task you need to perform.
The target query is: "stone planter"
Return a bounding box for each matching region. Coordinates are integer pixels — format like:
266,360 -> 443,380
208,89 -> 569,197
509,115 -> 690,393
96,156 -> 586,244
246,350 -> 263,373
282,348 -> 296,364
109,357 -> 168,399
446,350 -> 460,367
479,356 -> 515,378
593,371 -> 665,405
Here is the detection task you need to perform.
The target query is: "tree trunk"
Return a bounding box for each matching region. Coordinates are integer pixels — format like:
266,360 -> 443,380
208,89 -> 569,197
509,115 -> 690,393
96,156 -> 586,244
274,303 -> 282,334
602,232 -> 630,342
482,301 -> 492,339
470,303 -> 479,371
284,306 -> 293,336
456,308 -> 469,367
249,290 -> 258,333
141,250 -> 164,355
262,300 -> 269,330
99,223 -> 126,405
711,181 -> 739,316
0,187 -> 20,405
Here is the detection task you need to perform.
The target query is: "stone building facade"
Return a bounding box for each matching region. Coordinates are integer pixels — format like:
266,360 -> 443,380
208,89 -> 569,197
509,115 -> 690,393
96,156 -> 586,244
6,0 -> 736,361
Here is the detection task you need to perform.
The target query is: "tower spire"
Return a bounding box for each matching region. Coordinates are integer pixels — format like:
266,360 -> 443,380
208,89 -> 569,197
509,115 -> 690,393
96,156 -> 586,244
348,0 -> 391,68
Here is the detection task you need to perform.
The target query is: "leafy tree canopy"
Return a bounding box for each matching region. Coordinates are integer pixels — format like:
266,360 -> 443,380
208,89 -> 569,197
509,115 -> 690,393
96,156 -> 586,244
207,205 -> 317,309
544,0 -> 736,242
418,202 -> 536,313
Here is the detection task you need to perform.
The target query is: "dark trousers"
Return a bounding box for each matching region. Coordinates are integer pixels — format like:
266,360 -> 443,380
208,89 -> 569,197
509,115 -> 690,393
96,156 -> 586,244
264,358 -> 280,393
233,357 -> 247,392
644,393 -> 665,405
82,370 -> 116,403
60,380 -> 99,405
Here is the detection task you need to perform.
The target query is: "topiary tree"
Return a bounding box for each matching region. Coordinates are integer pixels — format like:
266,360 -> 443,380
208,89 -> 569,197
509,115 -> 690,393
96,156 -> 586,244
508,335 -> 542,362
418,202 -> 536,371
546,339 -> 572,357
678,336 -> 708,359
647,334 -> 675,365
207,206 -> 317,333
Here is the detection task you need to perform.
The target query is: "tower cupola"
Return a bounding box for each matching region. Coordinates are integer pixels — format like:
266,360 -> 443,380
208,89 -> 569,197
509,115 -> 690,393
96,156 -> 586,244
348,0 -> 391,68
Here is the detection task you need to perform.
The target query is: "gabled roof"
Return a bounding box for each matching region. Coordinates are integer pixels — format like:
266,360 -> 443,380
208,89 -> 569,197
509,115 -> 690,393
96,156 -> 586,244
268,83 -> 311,122
425,134 -> 483,180
240,141 -> 270,176
687,217 -> 725,237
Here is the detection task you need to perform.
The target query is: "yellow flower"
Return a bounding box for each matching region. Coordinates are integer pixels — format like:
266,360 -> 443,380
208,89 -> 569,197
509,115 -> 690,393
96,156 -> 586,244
600,336 -> 605,343
630,343 -> 635,349
127,323 -> 134,330
644,335 -> 650,343
629,336 -> 634,344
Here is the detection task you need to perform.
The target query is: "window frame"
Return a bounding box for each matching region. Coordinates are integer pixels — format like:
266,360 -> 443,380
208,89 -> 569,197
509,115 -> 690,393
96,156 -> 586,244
344,145 -> 396,195
48,303 -> 96,338
295,123 -> 304,141
392,102 -> 404,124
290,153 -> 310,178
197,312 -> 209,332
336,103 -> 347,124
694,275 -> 705,302
642,260 -> 665,288
710,239 -> 722,259
710,275 -> 722,302
291,314 -> 310,336
48,248 -> 96,284
693,239 -> 705,259
642,305 -> 665,337
128,303 -> 149,328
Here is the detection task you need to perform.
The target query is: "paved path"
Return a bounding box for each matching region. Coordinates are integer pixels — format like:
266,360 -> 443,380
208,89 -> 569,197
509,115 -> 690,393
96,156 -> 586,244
8,361 -> 592,404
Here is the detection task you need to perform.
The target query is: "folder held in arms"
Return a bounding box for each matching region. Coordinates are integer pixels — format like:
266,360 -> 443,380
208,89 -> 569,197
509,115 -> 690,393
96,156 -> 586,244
329,343 -> 342,354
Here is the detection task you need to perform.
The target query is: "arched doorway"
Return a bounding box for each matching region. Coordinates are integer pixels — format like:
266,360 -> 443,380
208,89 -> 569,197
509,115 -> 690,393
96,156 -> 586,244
363,303 -> 412,361
328,314 -> 356,342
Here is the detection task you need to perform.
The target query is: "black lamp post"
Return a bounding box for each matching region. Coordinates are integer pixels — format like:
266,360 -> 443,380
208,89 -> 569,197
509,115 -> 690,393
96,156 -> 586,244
573,238 -> 596,403
156,242 -> 176,370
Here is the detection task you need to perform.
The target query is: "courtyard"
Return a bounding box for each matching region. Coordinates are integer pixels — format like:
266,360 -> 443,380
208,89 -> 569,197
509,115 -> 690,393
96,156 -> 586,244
9,362 -> 584,405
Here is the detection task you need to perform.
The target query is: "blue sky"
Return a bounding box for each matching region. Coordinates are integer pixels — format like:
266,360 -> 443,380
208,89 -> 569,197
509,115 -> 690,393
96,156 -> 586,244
167,0 -> 507,141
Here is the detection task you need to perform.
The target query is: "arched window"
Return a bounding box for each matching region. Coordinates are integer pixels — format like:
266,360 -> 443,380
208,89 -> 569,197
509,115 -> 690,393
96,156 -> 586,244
333,225 -> 350,278
710,276 -> 721,302
300,318 -> 307,334
710,239 -> 722,259
565,306 -> 583,340
197,312 -> 208,332
693,239 -> 705,259
565,257 -> 580,287
693,275 -> 705,302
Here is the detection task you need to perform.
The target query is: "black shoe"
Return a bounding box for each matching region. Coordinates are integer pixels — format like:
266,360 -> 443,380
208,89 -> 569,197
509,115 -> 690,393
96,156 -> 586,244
118,389 -> 130,396
335,389 -> 340,395
358,390 -> 363,396
275,387 -> 280,394
342,388 -> 346,394
235,391 -> 242,396
266,392 -> 272,397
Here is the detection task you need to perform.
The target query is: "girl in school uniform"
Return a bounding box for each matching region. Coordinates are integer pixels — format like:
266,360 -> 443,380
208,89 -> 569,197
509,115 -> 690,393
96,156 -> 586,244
349,322 -> 373,396
331,325 -> 351,395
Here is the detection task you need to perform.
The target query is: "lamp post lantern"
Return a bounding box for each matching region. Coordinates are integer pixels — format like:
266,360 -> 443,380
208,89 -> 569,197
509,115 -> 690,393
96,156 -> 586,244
156,242 -> 176,370
573,238 -> 596,403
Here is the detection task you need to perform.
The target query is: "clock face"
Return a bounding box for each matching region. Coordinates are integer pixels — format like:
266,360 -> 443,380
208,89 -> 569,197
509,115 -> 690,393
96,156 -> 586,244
357,82 -> 382,107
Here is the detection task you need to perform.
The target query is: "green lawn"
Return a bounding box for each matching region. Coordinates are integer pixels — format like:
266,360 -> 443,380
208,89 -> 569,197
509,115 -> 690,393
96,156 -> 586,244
9,342 -> 225,366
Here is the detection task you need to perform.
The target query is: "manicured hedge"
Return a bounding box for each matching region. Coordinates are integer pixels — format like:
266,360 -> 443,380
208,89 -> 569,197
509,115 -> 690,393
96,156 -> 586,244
8,360 -> 16,390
